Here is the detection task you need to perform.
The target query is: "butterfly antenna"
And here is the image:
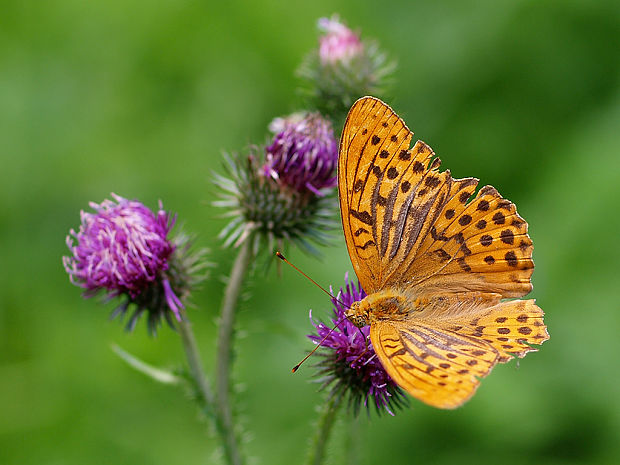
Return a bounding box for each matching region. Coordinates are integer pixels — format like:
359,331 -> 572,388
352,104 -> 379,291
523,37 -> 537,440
293,319 -> 369,373
276,252 -> 360,372
291,316 -> 348,373
276,252 -> 348,309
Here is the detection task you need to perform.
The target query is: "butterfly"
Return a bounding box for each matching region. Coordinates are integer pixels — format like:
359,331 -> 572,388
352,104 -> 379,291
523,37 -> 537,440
339,96 -> 549,409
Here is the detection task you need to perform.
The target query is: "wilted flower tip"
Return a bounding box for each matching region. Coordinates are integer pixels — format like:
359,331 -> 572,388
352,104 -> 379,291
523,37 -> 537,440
297,15 -> 394,125
318,16 -> 363,65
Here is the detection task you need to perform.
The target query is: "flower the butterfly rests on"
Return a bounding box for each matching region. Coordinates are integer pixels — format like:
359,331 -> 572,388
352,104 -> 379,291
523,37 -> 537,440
338,97 -> 549,409
308,273 -> 408,416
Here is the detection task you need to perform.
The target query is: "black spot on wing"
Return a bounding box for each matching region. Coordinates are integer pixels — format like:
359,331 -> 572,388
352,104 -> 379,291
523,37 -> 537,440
351,210 -> 373,225
356,240 -> 376,250
434,249 -> 451,262
412,161 -> 424,173
493,212 -> 505,225
459,191 -> 472,203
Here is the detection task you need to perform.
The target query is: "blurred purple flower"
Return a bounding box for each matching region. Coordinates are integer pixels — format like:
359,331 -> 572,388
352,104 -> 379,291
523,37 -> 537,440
63,194 -> 187,330
263,112 -> 338,196
308,273 -> 407,415
318,16 -> 363,65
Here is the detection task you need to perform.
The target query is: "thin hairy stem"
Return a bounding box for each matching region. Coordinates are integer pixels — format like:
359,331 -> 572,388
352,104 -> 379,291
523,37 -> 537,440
346,412 -> 360,465
179,314 -> 241,464
306,394 -> 343,465
216,239 -> 253,465
178,315 -> 216,408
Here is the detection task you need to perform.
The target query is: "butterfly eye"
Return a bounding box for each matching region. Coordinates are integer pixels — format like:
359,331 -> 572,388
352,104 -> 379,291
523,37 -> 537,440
345,302 -> 368,328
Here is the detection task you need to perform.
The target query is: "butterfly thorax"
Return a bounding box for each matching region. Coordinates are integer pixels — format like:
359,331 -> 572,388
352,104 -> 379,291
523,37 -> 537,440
345,290 -> 411,328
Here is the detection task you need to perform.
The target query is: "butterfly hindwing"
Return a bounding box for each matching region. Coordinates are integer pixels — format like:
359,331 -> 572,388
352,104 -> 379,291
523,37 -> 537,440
454,298 -> 549,362
371,318 -> 498,409
369,296 -> 548,409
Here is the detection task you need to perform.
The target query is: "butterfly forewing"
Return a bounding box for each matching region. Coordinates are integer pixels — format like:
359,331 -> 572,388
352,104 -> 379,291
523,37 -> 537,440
340,97 -> 535,298
340,97 -> 435,293
412,186 -> 534,298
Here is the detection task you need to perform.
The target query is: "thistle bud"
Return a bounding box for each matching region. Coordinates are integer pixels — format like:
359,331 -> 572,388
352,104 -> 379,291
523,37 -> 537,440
298,15 -> 395,124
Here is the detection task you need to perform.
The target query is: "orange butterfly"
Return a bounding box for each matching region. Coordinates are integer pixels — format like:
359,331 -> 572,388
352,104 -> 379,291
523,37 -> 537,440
340,97 -> 549,409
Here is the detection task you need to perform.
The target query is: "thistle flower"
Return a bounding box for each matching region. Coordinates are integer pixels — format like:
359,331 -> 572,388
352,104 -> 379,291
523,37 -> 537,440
263,112 -> 337,195
308,274 -> 408,415
298,15 -> 395,124
63,194 -> 208,333
214,112 -> 338,256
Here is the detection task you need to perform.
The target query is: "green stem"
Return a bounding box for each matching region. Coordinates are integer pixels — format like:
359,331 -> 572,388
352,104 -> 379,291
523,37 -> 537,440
216,239 -> 253,465
306,394 -> 343,465
178,314 -> 238,465
178,315 -> 216,409
345,413 -> 360,465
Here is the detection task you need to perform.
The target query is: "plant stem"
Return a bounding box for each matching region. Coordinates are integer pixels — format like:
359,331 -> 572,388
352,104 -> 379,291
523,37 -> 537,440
345,411 -> 360,465
306,394 -> 343,465
178,314 -> 239,465
216,239 -> 253,465
178,315 -> 216,409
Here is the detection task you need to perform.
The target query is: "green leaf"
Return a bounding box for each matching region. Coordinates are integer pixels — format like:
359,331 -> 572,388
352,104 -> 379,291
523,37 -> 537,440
110,343 -> 181,385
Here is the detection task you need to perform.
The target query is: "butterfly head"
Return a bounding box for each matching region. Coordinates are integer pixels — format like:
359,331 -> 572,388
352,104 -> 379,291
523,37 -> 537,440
345,300 -> 370,328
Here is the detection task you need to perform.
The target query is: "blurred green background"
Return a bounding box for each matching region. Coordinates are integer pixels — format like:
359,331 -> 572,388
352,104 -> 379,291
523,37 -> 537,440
2,0 -> 620,464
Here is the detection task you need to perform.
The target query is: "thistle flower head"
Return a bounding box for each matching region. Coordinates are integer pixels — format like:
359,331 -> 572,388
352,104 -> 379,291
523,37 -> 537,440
214,112 -> 338,256
63,194 -> 208,333
298,15 -> 395,124
263,112 -> 338,195
318,16 -> 363,65
308,273 -> 408,415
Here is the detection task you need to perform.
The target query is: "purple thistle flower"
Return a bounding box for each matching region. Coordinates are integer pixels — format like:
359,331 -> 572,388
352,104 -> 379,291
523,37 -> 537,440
63,194 -> 206,333
263,112 -> 338,196
318,16 -> 363,65
308,273 -> 408,416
